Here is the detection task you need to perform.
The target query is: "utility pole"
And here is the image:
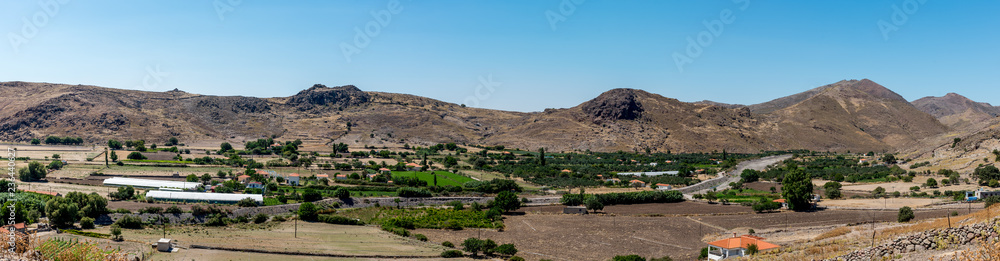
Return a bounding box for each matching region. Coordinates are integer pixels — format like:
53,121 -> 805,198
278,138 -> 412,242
295,217 -> 298,238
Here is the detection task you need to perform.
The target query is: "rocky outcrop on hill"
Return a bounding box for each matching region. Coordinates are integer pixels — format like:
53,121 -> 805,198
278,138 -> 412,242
580,88 -> 645,123
286,84 -> 370,111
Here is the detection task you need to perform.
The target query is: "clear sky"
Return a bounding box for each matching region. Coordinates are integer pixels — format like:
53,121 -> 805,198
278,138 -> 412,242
2,1 -> 998,112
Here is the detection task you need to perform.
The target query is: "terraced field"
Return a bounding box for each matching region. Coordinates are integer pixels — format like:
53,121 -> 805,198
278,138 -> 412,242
392,171 -> 474,187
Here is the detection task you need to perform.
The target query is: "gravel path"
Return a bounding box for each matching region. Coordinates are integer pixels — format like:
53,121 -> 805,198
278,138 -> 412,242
680,154 -> 792,198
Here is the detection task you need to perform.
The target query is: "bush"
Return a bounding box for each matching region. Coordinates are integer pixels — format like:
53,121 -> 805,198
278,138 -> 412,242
492,243 -> 518,256
414,234 -> 428,241
302,189 -> 322,202
898,206 -> 915,222
165,205 -> 183,214
114,215 -> 145,229
752,201 -> 782,213
80,217 -> 95,229
509,256 -> 526,261
442,241 -> 455,248
333,187 -> 351,200
298,202 -> 318,221
237,198 -> 258,207
126,152 -> 147,160
254,213 -> 269,224
440,250 -> 464,258
110,225 -> 123,241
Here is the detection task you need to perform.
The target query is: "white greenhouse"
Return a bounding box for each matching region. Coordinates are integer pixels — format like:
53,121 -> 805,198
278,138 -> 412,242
103,177 -> 202,190
145,191 -> 263,204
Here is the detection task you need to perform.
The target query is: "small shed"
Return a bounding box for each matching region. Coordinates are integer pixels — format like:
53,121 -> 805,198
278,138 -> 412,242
157,238 -> 172,252
563,206 -> 588,214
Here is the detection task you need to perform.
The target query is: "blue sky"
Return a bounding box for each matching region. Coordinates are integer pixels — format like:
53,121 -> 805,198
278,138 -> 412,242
2,1 -> 998,112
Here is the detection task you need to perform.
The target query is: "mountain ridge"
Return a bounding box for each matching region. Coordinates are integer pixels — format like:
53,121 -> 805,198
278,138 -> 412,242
0,80 -> 957,153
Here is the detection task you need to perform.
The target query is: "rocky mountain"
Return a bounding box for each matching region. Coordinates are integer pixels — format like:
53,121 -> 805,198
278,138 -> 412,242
0,79 -> 951,153
912,92 -> 1000,128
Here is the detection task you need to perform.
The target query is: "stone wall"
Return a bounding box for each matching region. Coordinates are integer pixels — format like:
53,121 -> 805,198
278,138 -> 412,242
828,219 -> 1000,260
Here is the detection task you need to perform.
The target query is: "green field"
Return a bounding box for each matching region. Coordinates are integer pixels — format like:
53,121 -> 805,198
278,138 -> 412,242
391,171 -> 474,187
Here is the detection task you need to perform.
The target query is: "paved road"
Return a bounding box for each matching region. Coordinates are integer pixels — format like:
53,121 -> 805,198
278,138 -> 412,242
679,154 -> 792,199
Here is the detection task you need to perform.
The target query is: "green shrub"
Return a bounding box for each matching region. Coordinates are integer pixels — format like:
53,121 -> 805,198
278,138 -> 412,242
985,196 -> 1000,208
442,241 -> 454,248
414,234 -> 428,241
397,187 -> 432,197
612,255 -> 647,261
440,250 -> 463,258
80,217 -> 95,229
509,256 -> 526,261
114,215 -> 144,229
253,213 -> 269,224
898,206 -> 915,222
492,243 -> 518,256
237,198 -> 258,207
298,202 -> 318,221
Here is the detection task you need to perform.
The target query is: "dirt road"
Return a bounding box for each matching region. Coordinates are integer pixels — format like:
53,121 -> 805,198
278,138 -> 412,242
680,154 -> 792,198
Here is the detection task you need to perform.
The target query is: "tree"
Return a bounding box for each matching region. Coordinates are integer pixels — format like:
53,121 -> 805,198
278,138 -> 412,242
298,202 -> 318,221
538,148 -> 546,166
881,154 -> 897,164
747,243 -> 760,255
975,165 -> 1000,186
585,196 -> 604,212
66,192 -> 108,218
108,139 -> 123,150
18,161 -> 46,181
481,239 -> 498,256
80,217 -> 95,229
110,225 -> 123,241
110,150 -> 118,162
47,160 -> 63,170
186,174 -> 198,182
823,181 -> 842,199
168,137 -> 179,146
872,186 -> 887,198
898,206 -> 914,222
1,201 -> 28,224
925,178 -> 938,188
200,173 -> 212,183
110,186 -> 135,200
781,168 -> 814,211
220,142 -> 234,154
704,191 -> 718,203
45,197 -> 80,228
493,191 -> 520,213
30,138 -> 40,145
333,187 -> 351,200
126,151 -> 146,160
302,189 -> 322,202
740,169 -> 760,183
462,238 -> 485,256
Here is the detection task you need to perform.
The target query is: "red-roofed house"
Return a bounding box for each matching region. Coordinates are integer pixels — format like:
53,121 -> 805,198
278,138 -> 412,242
707,234 -> 779,260
1,223 -> 26,234
561,169 -> 572,173
655,184 -> 672,190
405,163 -> 423,171
772,199 -> 788,209
237,175 -> 251,183
379,168 -> 391,174
335,174 -> 347,180
287,173 -> 300,186
629,180 -> 646,187
316,174 -> 329,180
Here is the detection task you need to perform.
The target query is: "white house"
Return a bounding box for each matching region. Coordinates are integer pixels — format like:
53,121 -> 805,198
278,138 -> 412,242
707,234 -> 779,260
287,173 -> 300,186
655,183 -> 672,190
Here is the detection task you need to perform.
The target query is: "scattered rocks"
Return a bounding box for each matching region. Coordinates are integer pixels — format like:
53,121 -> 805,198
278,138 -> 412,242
826,220 -> 1000,260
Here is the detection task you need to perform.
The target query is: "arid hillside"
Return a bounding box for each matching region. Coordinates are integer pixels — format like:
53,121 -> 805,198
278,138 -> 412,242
0,79 -> 953,153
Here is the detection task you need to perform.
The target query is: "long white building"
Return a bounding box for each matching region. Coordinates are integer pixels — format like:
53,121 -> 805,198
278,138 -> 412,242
103,177 -> 202,190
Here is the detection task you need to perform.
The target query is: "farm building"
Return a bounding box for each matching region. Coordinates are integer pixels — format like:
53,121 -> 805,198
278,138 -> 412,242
246,182 -> 263,189
336,174 -> 347,180
707,234 -> 779,260
563,206 -> 588,214
405,163 -> 423,171
629,180 -> 646,187
145,191 -> 263,204
287,173 -> 300,185
968,188 -> 1000,201
157,238 -> 172,252
655,184 -> 672,190
103,177 -> 201,190
379,168 -> 391,174
317,174 -> 329,180
237,175 -> 251,183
